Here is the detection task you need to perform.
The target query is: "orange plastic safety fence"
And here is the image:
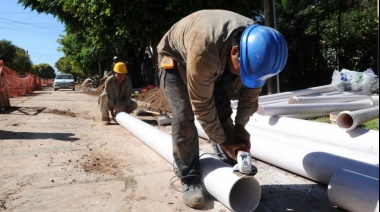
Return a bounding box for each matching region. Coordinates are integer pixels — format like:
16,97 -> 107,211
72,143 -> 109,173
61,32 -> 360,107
0,61 -> 11,107
3,66 -> 35,98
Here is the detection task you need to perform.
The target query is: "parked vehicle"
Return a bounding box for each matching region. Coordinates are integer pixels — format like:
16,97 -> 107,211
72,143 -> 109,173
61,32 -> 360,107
53,74 -> 75,91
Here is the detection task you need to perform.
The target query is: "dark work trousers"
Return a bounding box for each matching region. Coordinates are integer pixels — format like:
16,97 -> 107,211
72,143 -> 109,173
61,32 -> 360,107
160,66 -> 201,184
160,61 -> 236,184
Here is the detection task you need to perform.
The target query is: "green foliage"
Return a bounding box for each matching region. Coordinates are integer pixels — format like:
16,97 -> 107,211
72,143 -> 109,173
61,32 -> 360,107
8,47 -> 33,73
17,0 -> 377,88
358,119 -> 379,131
55,56 -> 83,76
0,40 -> 32,73
32,64 -> 56,79
0,39 -> 17,65
17,0 -> 263,76
276,0 -> 378,90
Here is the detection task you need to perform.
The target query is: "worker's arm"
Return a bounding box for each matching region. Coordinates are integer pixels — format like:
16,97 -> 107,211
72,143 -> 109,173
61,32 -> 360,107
187,50 -> 226,146
221,86 -> 262,160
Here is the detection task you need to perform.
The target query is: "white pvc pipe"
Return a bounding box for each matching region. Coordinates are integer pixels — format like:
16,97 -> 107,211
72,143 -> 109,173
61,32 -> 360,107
196,120 -> 378,164
279,112 -> 329,119
246,125 -> 379,164
259,98 -> 290,105
337,107 -> 379,131
259,84 -> 337,103
372,96 -> 379,105
328,169 -> 379,212
248,134 -> 379,184
195,123 -> 379,185
116,112 -> 261,211
288,95 -> 370,104
257,99 -> 373,116
246,113 -> 379,155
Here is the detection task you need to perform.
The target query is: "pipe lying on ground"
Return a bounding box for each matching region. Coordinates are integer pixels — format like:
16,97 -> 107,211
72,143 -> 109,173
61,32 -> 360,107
245,113 -> 379,155
245,125 -> 379,164
257,99 -> 373,116
371,95 -> 379,105
196,119 -> 378,164
288,94 -> 370,104
195,122 -> 379,185
279,112 -> 329,119
337,107 -> 379,131
248,134 -> 379,184
258,84 -> 337,103
116,112 -> 261,211
328,169 -> 379,212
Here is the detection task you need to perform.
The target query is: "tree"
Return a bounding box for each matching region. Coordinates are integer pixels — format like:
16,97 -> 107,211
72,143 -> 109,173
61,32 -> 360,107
18,0 -> 263,76
276,0 -> 378,90
0,39 -> 33,73
8,47 -> 33,73
0,39 -> 17,65
32,64 -> 56,79
55,56 -> 84,76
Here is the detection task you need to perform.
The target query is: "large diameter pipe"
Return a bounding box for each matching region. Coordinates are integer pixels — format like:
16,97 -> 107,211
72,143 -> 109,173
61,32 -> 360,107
328,169 -> 379,212
337,107 -> 379,131
372,95 -> 379,105
195,123 -> 379,184
248,134 -> 379,184
246,113 -> 379,155
258,99 -> 373,116
116,112 -> 261,211
246,125 -> 379,164
197,120 -> 378,164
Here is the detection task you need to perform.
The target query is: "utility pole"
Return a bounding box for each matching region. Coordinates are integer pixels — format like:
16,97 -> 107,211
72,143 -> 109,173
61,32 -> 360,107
264,0 -> 279,94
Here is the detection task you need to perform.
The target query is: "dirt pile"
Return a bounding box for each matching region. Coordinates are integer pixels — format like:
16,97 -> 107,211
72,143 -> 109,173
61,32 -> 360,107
135,87 -> 171,114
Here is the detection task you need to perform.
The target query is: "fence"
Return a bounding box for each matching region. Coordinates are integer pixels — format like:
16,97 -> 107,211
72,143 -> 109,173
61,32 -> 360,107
0,61 -> 10,108
0,60 -> 54,109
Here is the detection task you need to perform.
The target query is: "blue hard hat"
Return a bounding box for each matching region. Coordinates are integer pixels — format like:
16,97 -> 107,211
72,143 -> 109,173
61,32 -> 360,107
240,24 -> 288,88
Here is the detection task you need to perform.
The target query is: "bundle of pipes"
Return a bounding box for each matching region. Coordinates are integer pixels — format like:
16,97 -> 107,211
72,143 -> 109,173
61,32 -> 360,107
256,84 -> 379,128
229,84 -> 379,212
196,114 -> 379,212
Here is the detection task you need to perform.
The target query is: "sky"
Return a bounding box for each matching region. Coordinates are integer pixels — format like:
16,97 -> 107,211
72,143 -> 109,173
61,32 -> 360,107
0,0 -> 65,72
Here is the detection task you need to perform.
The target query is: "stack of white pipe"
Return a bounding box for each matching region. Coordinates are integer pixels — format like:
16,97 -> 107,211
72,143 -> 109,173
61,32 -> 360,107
233,84 -> 379,211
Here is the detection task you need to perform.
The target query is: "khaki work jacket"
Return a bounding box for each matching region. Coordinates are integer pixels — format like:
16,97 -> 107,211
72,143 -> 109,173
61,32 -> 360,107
157,9 -> 261,144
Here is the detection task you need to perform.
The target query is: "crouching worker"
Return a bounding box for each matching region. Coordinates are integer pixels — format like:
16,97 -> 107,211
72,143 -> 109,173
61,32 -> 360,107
98,62 -> 137,125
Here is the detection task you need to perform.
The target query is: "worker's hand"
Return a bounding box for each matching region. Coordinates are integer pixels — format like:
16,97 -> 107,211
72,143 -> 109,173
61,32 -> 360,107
233,124 -> 251,151
219,124 -> 251,161
109,107 -> 116,120
219,142 -> 243,161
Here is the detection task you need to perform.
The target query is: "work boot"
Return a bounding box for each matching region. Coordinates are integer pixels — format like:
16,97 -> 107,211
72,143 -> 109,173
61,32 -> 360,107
182,181 -> 205,209
102,118 -> 110,125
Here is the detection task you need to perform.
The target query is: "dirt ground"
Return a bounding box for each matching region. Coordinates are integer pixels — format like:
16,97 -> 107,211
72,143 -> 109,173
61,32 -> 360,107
0,86 -> 345,212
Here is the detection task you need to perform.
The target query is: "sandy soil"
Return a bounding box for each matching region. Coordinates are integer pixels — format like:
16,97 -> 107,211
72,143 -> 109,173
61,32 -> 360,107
0,87 -> 344,212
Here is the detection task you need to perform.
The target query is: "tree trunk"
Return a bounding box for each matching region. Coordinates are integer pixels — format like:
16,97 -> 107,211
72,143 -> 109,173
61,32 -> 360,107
264,0 -> 278,94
